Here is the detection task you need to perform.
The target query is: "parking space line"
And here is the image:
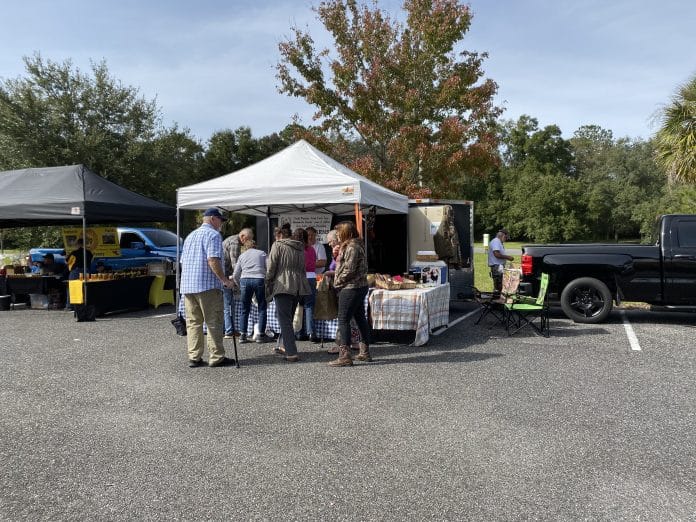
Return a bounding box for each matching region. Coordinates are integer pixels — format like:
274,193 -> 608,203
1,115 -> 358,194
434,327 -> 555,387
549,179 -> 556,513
620,310 -> 641,351
432,309 -> 479,336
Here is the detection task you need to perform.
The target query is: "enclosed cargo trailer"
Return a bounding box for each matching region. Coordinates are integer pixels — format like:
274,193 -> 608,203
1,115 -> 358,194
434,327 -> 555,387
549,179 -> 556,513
408,199 -> 474,299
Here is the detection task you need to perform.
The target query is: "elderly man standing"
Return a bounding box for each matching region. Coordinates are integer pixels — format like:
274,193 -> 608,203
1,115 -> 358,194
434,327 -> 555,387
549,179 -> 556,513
222,227 -> 254,339
181,208 -> 236,367
488,228 -> 514,295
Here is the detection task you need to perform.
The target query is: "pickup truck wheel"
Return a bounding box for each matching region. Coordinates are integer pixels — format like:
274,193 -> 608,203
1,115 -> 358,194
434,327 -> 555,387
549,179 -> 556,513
560,277 -> 613,324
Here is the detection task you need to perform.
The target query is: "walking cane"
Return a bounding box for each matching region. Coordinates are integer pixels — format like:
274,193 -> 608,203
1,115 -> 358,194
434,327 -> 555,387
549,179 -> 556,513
232,332 -> 240,368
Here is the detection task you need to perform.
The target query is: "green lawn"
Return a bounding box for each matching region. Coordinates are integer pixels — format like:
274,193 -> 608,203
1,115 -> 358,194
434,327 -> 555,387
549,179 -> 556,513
473,252 -> 492,291
1,250 -> 21,266
473,241 -> 524,291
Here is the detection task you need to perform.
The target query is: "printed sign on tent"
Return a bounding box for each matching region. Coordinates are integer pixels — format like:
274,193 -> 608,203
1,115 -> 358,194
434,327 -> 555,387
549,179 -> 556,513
279,214 -> 333,242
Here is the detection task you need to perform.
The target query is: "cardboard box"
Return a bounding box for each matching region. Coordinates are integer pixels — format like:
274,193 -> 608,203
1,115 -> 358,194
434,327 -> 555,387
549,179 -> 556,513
410,261 -> 448,286
415,250 -> 439,262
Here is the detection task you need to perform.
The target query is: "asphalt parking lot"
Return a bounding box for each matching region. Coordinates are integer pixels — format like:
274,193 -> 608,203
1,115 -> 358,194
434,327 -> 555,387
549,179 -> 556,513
2,303 -> 695,520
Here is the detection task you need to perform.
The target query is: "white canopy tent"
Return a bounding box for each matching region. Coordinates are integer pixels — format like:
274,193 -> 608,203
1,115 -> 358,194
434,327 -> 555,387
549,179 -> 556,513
174,140 -> 410,289
176,139 -> 408,216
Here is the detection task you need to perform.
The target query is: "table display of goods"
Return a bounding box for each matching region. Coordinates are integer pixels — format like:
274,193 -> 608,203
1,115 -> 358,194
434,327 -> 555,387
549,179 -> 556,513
373,273 -> 417,290
2,273 -> 67,310
69,269 -> 154,316
78,268 -> 149,281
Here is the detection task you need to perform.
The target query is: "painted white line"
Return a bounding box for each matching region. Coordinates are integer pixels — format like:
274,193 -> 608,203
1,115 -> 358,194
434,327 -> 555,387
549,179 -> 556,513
620,310 -> 641,351
153,313 -> 174,318
432,309 -> 480,336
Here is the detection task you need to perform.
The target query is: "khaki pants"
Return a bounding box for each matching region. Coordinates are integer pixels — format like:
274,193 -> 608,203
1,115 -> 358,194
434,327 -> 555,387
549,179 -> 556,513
184,289 -> 225,365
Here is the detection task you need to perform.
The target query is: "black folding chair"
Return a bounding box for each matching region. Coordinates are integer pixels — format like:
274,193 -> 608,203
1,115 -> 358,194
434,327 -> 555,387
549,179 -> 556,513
471,287 -> 506,326
464,285 -> 505,328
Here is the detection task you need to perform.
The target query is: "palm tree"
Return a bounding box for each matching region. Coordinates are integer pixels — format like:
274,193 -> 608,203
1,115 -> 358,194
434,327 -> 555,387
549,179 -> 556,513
655,74 -> 696,182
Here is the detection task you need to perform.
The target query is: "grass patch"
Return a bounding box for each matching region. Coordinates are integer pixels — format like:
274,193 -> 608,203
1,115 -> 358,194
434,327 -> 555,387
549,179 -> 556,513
473,242 -> 523,292
1,250 -> 22,265
474,252 -> 493,291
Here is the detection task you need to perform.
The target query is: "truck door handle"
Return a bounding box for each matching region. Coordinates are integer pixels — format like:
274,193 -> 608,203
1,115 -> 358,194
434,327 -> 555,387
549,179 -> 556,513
673,254 -> 696,260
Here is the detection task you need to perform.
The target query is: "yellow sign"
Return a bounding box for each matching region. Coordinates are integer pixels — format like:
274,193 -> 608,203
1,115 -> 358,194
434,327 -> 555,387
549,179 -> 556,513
62,227 -> 121,258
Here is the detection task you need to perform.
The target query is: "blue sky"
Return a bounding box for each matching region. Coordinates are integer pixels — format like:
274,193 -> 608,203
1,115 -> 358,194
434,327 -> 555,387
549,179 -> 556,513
1,0 -> 694,144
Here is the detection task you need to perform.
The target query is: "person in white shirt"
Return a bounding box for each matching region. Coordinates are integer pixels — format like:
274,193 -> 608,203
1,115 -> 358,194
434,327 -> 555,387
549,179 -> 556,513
306,227 -> 327,275
487,228 -> 514,295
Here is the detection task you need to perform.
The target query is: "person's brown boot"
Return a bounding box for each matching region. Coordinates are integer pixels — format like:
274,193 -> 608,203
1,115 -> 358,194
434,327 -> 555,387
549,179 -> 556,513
328,345 -> 353,367
355,342 -> 372,362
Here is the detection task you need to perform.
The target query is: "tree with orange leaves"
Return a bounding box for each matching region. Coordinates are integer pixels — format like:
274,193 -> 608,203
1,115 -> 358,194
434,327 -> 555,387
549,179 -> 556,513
277,0 -> 502,198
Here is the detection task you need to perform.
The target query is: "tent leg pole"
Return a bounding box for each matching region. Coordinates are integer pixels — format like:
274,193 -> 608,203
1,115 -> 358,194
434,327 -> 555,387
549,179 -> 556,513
175,207 -> 181,309
82,217 -> 87,307
266,206 -> 271,252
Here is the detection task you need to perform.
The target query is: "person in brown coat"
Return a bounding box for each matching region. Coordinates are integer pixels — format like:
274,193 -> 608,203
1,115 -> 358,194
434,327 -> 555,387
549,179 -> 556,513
265,229 -> 311,362
330,221 -> 371,367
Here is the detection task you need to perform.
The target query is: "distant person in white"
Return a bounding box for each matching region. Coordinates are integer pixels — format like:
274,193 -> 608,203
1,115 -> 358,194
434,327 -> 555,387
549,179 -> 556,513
306,227 -> 327,275
488,228 -> 514,295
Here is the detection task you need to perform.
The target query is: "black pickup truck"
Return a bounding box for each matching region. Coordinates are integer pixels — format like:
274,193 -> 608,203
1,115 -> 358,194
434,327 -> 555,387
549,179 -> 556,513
520,214 -> 696,323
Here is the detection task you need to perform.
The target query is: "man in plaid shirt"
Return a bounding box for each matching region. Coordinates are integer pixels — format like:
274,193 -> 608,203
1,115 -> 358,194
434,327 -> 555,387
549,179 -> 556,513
180,208 -> 236,367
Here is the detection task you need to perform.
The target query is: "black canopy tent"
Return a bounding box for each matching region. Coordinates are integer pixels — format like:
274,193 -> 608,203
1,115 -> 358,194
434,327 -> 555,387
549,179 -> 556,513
0,164 -> 175,227
0,164 -> 175,308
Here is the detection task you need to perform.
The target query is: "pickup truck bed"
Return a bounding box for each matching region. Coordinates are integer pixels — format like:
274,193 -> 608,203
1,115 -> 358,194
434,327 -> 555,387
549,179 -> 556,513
521,215 -> 696,323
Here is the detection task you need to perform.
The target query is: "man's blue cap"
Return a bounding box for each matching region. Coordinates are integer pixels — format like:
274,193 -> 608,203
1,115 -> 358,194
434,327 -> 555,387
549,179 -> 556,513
203,208 -> 227,221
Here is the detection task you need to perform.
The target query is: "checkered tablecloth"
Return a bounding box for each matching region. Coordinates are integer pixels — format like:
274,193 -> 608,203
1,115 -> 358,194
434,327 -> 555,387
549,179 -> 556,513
368,284 -> 450,346
234,298 -> 360,340
179,292 -> 371,341
178,294 -> 344,338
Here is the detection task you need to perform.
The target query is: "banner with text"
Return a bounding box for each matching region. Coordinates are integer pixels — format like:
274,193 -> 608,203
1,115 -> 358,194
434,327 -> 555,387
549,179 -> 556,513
62,227 -> 121,257
279,214 -> 332,242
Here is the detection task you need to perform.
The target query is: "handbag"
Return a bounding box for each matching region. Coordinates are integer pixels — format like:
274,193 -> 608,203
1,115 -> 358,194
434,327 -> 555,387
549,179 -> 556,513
314,276 -> 338,320
292,303 -> 304,333
171,313 -> 187,336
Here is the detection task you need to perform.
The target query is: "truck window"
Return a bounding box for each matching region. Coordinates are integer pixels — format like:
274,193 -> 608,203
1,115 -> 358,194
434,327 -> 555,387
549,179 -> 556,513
120,232 -> 142,249
141,229 -> 180,247
677,221 -> 696,248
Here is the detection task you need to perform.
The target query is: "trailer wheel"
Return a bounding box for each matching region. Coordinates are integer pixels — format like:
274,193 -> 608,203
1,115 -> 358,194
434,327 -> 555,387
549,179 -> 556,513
560,277 -> 613,324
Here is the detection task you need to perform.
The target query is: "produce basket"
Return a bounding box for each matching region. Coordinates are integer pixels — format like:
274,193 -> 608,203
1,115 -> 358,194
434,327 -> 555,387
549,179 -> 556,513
374,274 -> 402,290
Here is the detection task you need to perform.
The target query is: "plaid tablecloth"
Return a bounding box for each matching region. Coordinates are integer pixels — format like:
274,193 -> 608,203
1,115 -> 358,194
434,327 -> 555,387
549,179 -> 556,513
369,284 -> 450,346
240,298 -> 370,339
178,294 -> 345,339
235,298 -> 367,340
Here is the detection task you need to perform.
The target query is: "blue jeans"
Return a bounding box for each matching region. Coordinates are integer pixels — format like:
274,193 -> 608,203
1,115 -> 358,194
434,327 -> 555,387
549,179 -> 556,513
302,277 -> 316,336
240,278 -> 267,335
223,287 -> 235,335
